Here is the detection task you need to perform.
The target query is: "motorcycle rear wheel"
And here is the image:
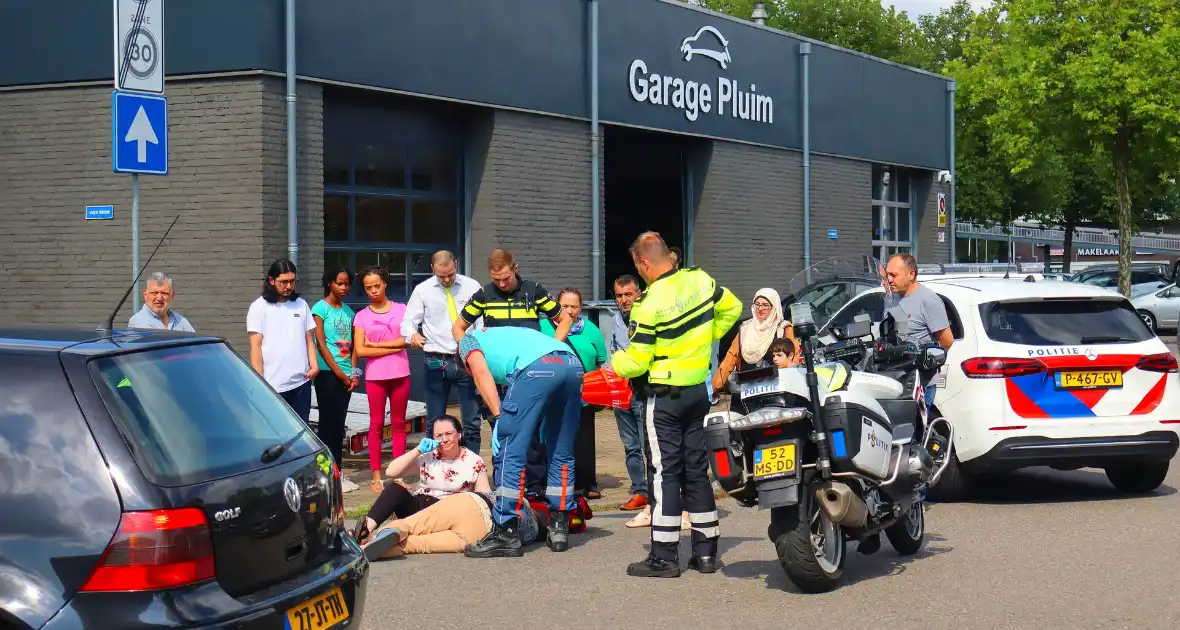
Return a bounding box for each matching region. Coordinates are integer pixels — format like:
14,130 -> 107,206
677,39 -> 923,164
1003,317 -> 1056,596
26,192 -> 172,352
770,497 -> 845,593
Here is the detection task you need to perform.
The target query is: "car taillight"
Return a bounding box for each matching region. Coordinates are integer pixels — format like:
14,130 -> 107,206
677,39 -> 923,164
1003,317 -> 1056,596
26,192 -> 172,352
80,508 -> 214,592
961,357 -> 1046,378
1136,353 -> 1179,373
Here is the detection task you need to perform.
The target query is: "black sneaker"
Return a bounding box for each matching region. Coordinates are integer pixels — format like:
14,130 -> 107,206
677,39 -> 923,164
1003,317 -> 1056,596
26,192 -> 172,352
464,519 -> 523,558
547,510 -> 570,553
626,556 -> 681,578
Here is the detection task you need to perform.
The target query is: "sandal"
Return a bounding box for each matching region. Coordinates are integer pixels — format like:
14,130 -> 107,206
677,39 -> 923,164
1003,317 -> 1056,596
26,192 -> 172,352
585,489 -> 602,500
351,518 -> 372,546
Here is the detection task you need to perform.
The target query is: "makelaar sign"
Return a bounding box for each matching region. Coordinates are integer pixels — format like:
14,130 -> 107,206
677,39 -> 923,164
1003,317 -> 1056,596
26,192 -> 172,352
114,0 -> 165,94
112,91 -> 168,175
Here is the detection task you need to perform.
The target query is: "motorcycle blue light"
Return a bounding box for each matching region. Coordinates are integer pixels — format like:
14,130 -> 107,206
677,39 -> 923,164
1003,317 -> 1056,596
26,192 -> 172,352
831,430 -> 847,457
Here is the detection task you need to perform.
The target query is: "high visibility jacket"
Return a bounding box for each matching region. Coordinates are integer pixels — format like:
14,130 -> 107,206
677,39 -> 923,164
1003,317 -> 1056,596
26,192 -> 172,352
611,267 -> 742,386
460,276 -> 561,331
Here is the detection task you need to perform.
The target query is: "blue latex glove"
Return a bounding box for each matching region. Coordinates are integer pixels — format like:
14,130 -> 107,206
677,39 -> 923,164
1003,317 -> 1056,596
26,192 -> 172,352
491,418 -> 501,458
417,438 -> 440,454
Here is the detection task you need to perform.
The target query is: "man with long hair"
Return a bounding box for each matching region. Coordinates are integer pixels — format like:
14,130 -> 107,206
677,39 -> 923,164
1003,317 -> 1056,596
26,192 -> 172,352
247,259 -> 320,422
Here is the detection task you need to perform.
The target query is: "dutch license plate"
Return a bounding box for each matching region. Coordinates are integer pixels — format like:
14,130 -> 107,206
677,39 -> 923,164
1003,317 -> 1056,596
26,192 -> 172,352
741,378 -> 783,399
285,587 -> 349,630
753,444 -> 797,479
1055,370 -> 1122,390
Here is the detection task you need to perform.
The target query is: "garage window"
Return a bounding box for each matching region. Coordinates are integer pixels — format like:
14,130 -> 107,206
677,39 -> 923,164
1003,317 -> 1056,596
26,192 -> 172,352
871,165 -> 914,260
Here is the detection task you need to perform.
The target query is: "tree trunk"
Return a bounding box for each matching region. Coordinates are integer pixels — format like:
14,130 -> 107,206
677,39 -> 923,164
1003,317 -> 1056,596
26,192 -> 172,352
1114,128 -> 1134,297
1062,220 -> 1075,273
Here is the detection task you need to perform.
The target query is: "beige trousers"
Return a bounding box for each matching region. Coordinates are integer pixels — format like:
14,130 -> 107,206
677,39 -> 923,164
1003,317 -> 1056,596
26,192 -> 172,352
376,493 -> 491,557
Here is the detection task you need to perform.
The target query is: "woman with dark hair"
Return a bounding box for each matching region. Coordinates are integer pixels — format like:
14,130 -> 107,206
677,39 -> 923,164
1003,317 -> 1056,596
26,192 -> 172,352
352,266 -> 412,492
311,266 -> 357,466
540,287 -> 608,499
247,259 -> 319,422
352,415 -> 490,546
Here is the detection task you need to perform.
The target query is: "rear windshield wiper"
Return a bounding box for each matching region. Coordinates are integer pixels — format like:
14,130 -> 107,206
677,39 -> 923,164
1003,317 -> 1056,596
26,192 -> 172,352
1080,335 -> 1138,344
261,427 -> 307,464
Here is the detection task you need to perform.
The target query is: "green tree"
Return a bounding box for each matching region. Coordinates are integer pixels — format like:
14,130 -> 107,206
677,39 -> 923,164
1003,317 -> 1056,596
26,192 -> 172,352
952,0 -> 1180,295
915,0 -> 976,71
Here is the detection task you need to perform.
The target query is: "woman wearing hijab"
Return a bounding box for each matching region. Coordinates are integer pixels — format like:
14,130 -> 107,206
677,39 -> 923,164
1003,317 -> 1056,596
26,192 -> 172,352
711,288 -> 799,393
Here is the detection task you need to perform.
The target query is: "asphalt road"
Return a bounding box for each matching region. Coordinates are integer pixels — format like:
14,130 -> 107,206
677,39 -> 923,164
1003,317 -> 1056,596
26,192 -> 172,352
357,336 -> 1180,630
357,462 -> 1180,630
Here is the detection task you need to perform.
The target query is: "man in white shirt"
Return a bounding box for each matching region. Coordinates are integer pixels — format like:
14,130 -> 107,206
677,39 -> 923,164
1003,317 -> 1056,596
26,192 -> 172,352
247,259 -> 319,423
402,250 -> 485,452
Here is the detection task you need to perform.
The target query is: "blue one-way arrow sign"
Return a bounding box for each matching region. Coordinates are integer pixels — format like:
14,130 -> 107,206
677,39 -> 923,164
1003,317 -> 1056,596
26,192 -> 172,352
112,91 -> 168,175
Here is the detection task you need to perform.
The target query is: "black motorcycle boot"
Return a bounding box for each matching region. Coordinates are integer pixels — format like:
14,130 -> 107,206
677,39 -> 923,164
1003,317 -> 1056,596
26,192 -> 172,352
687,556 -> 720,573
626,555 -> 682,578
547,510 -> 570,552
464,518 -> 523,558
858,532 -> 882,555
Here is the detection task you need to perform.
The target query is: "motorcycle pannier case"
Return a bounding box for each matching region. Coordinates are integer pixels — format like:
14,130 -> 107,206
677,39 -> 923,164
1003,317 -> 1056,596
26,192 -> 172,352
704,414 -> 743,491
821,396 -> 895,479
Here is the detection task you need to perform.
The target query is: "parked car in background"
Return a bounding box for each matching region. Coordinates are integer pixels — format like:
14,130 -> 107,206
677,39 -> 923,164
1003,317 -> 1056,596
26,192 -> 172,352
819,278 -> 1180,501
1070,267 -> 1170,297
1132,283 -> 1180,333
0,326 -> 369,630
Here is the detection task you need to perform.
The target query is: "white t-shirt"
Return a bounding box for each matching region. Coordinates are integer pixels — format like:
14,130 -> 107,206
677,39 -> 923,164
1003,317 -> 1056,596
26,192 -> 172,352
246,296 -> 316,393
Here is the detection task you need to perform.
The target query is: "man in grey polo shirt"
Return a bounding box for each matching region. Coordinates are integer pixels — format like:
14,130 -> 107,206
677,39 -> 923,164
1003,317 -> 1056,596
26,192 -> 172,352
128,272 -> 196,332
882,253 -> 952,407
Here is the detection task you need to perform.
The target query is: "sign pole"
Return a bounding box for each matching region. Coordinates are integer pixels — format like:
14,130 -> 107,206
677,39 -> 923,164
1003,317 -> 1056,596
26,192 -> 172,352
132,173 -> 141,312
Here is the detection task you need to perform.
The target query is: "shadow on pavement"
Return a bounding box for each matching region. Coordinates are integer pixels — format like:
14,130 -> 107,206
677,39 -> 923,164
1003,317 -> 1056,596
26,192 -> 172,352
943,467 -> 1176,506
562,525 -> 615,550
720,533 -> 953,593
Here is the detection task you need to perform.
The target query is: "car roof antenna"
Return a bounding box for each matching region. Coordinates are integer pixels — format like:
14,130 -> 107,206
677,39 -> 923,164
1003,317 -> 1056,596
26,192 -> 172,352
97,216 -> 181,336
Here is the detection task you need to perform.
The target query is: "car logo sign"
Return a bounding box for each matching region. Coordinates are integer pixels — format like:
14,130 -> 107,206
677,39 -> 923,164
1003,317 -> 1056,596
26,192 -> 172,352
283,478 -> 301,513
1085,349 -> 1098,361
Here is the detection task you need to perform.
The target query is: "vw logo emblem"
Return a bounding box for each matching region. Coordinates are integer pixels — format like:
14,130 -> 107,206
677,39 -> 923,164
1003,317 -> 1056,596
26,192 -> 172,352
1085,349 -> 1098,361
283,478 -> 301,513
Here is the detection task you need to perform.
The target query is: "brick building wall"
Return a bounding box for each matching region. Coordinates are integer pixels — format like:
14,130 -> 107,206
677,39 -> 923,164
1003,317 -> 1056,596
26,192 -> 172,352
914,172 -> 951,263
467,110 -> 594,293
0,76 -> 321,351
807,155 -> 873,266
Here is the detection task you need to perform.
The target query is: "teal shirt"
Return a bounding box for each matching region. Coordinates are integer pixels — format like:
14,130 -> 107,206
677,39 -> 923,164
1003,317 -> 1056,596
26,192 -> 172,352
540,318 -> 607,371
311,299 -> 355,373
458,326 -> 572,385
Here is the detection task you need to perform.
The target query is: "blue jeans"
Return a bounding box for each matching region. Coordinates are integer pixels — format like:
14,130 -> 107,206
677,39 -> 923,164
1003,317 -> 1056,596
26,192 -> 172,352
492,351 -> 584,524
280,381 -> 312,424
423,354 -> 482,454
924,384 -> 937,408
613,397 -> 648,497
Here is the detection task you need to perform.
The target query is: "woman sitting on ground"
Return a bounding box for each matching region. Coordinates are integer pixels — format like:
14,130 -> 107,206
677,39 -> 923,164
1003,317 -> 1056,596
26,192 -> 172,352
712,287 -> 798,392
359,490 -> 544,560
352,415 -> 490,544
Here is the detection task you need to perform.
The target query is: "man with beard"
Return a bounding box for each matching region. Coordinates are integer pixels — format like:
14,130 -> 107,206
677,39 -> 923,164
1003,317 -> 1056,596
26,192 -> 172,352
128,272 -> 196,332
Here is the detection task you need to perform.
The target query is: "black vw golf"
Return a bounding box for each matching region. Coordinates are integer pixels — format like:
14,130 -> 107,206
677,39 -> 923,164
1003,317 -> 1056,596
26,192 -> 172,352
0,326 -> 368,630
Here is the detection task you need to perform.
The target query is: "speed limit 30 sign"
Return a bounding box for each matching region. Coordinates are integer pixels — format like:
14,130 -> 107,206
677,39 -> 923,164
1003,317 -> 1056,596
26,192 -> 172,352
113,0 -> 165,94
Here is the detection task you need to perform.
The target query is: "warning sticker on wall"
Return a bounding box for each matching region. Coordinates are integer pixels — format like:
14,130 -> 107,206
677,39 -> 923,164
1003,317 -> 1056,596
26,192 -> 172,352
937,193 -> 947,228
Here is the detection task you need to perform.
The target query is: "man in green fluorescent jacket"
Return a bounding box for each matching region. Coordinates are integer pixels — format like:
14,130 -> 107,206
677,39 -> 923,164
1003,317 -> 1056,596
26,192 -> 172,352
608,231 -> 742,578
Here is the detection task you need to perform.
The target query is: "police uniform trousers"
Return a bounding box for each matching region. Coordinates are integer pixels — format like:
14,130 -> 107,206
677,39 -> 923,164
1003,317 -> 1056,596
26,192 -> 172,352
642,382 -> 719,561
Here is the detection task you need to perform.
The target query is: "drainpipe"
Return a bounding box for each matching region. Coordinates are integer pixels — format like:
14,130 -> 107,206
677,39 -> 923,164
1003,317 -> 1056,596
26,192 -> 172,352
947,80 -> 957,263
285,0 -> 299,268
589,0 -> 602,300
751,2 -> 768,25
800,42 -> 812,282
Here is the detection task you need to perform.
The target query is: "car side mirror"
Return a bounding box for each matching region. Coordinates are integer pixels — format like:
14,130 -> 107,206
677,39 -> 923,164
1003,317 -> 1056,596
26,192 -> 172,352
922,346 -> 947,371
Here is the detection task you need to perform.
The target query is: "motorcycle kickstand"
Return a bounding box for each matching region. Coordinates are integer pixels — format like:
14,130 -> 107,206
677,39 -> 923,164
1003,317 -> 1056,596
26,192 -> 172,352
923,417 -> 955,487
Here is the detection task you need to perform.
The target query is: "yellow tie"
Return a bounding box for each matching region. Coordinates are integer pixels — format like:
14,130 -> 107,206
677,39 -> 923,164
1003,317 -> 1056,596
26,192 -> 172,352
443,284 -> 459,323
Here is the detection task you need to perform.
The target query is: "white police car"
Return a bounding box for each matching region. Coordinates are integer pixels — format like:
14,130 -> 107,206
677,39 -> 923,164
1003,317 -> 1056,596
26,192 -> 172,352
819,277 -> 1180,500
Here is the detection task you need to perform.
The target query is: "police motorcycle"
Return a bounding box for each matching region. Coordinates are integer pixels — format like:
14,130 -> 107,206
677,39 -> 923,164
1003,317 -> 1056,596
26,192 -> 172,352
704,265 -> 953,593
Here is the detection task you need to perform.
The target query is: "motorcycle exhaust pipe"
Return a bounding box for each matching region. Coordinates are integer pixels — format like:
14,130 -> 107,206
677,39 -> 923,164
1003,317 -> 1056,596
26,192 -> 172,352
815,482 -> 868,528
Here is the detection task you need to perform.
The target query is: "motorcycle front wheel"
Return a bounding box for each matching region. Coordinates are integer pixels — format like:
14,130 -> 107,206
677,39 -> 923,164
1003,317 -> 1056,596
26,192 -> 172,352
884,500 -> 925,555
770,495 -> 845,593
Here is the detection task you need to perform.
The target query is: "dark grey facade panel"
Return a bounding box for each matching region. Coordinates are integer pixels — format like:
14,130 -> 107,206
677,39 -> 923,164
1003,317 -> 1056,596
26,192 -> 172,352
0,0 -> 283,87
1,0 -> 949,169
298,0 -> 589,119
809,53 -> 950,170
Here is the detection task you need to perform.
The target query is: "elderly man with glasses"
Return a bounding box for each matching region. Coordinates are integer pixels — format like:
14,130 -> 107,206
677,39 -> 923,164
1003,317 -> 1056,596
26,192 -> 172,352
128,272 -> 197,332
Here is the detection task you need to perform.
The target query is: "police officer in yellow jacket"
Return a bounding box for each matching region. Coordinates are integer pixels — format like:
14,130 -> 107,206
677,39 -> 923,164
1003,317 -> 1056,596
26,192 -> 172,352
608,231 -> 742,578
